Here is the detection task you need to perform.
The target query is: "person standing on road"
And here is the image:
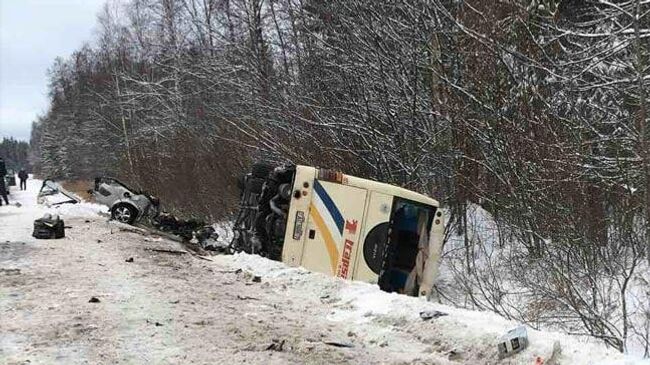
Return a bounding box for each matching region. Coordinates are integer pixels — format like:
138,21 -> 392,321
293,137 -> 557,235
18,168 -> 28,191
0,157 -> 9,206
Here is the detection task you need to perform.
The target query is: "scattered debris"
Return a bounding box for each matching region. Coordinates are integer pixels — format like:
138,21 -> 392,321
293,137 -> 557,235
88,297 -> 101,303
498,325 -> 528,359
252,275 -> 262,283
0,268 -> 21,276
125,257 -> 134,263
419,310 -> 448,321
323,341 -> 354,348
447,350 -> 462,361
236,295 -> 259,301
265,339 -> 286,351
200,238 -> 229,252
144,248 -> 188,255
115,224 -> 150,235
153,212 -> 204,241
146,319 -> 164,326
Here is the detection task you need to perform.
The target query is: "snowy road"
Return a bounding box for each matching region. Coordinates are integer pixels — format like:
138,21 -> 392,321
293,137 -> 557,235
0,179 -> 646,364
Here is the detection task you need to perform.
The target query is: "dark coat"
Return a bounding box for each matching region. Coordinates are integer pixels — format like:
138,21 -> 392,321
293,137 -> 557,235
0,160 -> 6,177
19,170 -> 28,180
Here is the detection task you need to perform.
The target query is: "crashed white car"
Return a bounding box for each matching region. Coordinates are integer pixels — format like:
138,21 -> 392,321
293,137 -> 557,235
89,177 -> 160,224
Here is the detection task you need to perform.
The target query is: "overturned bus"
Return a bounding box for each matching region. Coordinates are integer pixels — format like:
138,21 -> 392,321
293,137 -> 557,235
231,164 -> 445,298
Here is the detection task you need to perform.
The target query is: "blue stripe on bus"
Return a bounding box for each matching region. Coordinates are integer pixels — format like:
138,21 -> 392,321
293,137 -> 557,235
314,180 -> 344,234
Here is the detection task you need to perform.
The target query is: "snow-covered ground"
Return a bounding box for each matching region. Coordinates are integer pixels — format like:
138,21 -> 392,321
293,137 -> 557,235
1,179 -> 648,364
439,203 -> 650,358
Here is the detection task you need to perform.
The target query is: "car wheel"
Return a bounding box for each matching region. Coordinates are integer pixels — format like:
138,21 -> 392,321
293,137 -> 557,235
111,203 -> 137,224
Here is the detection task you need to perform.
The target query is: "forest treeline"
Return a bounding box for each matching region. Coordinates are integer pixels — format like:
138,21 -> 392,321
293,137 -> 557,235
29,0 -> 648,354
0,137 -> 30,172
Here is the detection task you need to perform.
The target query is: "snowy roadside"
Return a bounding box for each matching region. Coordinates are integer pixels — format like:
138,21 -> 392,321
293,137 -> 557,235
1,179 -> 648,364
218,253 -> 648,365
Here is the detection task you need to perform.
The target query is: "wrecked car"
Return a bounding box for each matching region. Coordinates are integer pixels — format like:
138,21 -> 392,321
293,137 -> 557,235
231,164 -> 445,298
89,177 -> 160,224
89,177 -> 219,247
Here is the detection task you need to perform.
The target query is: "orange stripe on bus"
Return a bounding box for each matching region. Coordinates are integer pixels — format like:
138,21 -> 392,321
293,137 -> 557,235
309,202 -> 339,274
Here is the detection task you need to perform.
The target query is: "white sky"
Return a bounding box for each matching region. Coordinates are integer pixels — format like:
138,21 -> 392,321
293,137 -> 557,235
0,0 -> 107,142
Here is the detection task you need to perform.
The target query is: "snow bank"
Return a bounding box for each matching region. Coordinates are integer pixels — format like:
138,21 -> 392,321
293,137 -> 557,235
218,253 -> 649,365
439,203 -> 650,358
44,201 -> 107,219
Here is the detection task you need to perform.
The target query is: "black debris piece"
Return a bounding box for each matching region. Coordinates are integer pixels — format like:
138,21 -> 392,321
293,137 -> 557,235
32,214 -> 65,239
153,213 -> 208,242
323,341 -> 354,348
266,339 -> 286,351
236,295 -> 259,301
419,310 -> 448,321
88,297 -> 101,303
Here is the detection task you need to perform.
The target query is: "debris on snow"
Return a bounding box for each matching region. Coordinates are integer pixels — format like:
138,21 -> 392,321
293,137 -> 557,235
419,310 -> 448,320
498,325 -> 529,359
265,339 -> 286,351
323,340 -> 354,348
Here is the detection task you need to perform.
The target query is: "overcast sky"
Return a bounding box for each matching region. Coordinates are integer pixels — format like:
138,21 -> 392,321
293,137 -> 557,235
0,0 -> 107,142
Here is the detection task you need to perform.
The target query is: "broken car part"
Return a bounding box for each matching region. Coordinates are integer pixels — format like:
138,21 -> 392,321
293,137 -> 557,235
37,179 -> 81,206
498,325 -> 529,359
32,213 -> 66,239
